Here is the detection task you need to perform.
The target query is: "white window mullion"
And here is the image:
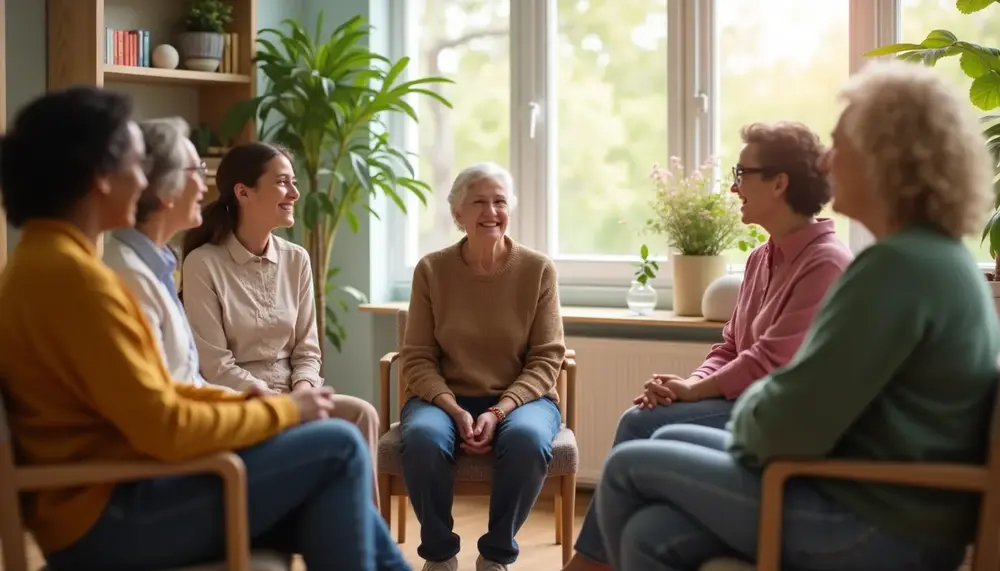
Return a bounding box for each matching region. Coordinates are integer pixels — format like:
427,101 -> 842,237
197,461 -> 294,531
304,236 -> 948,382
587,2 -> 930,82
847,0 -> 897,254
509,0 -> 550,253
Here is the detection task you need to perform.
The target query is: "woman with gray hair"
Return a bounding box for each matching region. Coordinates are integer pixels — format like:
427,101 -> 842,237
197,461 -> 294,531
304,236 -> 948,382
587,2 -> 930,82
399,161 -> 565,571
103,117 -> 212,386
591,59 -> 999,571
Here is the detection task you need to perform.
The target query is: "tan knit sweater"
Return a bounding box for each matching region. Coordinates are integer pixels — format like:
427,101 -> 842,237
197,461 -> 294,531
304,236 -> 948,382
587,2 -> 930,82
400,237 -> 565,406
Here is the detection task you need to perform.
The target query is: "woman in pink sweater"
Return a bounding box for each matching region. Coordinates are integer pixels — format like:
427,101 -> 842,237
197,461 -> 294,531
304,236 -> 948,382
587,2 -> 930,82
564,121 -> 853,571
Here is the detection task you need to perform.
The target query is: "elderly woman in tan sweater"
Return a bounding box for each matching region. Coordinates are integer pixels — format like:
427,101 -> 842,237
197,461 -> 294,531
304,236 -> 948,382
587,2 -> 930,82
400,162 -> 566,571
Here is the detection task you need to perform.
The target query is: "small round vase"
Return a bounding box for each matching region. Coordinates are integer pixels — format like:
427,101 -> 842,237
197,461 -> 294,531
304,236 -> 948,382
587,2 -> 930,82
626,280 -> 658,316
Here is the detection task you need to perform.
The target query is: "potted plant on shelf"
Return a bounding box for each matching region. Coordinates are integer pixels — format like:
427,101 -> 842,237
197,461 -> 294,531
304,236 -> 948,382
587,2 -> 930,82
177,0 -> 232,72
220,14 -> 451,352
865,1 -> 1000,310
644,157 -> 763,317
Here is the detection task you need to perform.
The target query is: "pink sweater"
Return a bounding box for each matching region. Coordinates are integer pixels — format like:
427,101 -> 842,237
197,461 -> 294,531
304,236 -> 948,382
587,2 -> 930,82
692,218 -> 852,399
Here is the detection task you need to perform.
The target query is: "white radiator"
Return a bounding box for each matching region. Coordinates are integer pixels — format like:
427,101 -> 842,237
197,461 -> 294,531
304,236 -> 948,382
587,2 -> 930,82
566,336 -> 715,485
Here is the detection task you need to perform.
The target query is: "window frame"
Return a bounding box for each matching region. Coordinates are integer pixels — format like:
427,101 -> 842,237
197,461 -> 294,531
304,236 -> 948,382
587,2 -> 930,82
382,0 -> 922,300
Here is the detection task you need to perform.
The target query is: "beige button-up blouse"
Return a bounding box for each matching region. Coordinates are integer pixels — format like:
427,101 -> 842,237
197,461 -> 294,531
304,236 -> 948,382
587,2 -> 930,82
181,233 -> 323,392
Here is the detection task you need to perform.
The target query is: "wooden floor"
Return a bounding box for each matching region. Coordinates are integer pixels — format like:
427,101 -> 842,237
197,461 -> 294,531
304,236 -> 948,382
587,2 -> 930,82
15,492 -> 593,570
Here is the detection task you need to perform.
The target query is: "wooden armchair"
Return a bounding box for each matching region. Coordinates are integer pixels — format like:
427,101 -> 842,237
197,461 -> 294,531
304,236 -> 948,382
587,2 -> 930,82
701,366 -> 1000,571
376,309 -> 579,565
0,394 -> 289,571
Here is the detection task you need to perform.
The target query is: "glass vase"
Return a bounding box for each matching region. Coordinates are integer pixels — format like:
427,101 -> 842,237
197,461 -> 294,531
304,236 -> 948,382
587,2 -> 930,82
626,280 -> 658,316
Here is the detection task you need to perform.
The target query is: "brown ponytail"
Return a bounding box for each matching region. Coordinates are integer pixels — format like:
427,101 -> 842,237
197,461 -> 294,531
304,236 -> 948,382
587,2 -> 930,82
181,141 -> 291,260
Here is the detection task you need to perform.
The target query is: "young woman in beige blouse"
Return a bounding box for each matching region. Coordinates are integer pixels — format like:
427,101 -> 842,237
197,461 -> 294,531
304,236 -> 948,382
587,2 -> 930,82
180,142 -> 380,505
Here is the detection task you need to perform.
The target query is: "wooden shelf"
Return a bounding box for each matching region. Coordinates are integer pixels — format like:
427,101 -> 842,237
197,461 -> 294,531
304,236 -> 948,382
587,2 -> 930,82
359,302 -> 724,329
103,65 -> 252,86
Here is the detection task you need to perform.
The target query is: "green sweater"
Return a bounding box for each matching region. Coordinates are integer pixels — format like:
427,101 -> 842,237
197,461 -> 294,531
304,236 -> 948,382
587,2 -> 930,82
729,224 -> 999,548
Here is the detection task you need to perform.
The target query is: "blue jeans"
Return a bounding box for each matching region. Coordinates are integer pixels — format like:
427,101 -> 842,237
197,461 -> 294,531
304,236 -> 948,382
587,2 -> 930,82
596,424 -> 967,571
574,398 -> 735,563
45,420 -> 410,571
399,396 -> 562,565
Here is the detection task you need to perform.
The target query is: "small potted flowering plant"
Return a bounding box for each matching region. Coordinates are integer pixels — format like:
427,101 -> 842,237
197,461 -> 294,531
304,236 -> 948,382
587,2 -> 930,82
643,157 -> 762,316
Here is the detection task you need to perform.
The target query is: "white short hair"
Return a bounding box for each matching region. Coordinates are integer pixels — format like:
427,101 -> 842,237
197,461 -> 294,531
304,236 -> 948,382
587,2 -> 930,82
837,59 -> 994,238
447,162 -> 517,230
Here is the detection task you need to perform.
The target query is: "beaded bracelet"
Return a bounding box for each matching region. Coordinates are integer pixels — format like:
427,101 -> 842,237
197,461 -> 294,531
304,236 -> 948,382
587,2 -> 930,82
488,405 -> 506,422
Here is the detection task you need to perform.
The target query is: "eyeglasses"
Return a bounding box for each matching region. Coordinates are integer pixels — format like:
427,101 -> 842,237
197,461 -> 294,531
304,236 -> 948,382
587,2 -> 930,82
186,162 -> 208,180
732,164 -> 771,186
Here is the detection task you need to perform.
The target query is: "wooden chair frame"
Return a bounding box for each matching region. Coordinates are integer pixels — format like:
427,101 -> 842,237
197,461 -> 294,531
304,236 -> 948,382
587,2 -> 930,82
0,394 -> 253,571
377,311 -> 579,565
753,374 -> 1000,571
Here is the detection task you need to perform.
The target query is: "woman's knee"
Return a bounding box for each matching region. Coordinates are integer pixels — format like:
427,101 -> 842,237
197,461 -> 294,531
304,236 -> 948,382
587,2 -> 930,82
332,394 -> 380,433
495,422 -> 554,463
651,424 -> 730,451
275,419 -> 368,469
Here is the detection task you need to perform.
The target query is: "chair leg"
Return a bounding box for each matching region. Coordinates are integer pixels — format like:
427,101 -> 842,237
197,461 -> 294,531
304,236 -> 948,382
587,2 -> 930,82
378,474 -> 392,527
561,475 -> 576,566
397,494 -> 408,543
554,495 -> 563,544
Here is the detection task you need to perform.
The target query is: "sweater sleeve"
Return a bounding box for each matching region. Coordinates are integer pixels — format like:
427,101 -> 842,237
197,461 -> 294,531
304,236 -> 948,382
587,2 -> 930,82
728,247 -> 922,467
59,275 -> 299,462
289,251 -> 323,387
399,259 -> 454,402
703,257 -> 846,399
502,261 -> 566,406
182,253 -> 269,392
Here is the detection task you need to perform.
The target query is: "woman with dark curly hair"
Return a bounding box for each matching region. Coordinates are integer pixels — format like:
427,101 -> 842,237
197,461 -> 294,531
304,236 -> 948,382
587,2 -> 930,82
0,86 -> 409,571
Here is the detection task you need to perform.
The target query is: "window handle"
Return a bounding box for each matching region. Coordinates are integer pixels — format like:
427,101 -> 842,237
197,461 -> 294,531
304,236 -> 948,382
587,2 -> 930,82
529,101 -> 541,139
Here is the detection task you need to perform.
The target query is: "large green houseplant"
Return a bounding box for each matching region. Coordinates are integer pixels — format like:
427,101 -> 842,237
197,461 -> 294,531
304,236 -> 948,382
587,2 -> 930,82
222,14 -> 451,351
865,0 -> 1000,275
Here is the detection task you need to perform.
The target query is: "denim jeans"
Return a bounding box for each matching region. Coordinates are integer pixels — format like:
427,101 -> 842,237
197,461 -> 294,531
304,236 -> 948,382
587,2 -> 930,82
574,398 -> 735,563
399,396 -> 562,565
595,424 -> 967,571
45,420 -> 410,571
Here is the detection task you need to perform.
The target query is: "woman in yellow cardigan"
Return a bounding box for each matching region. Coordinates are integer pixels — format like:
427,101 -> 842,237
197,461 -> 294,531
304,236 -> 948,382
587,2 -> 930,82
0,86 -> 409,571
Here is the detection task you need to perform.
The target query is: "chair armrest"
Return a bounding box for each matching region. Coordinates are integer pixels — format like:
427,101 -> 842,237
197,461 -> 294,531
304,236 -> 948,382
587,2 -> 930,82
16,452 -> 251,571
763,459 -> 988,492
15,452 -> 245,491
562,350 -> 577,432
378,351 -> 400,435
756,459 -> 988,571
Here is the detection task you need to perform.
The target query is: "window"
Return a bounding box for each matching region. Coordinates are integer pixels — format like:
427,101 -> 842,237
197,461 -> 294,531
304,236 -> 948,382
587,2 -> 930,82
715,0 -> 852,264
403,0 -> 511,265
899,0 -> 1000,265
388,0 -> 898,292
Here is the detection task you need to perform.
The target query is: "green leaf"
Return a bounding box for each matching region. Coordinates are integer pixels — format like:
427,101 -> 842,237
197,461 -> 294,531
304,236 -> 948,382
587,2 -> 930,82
640,244 -> 649,259
970,72 -> 1000,110
956,0 -> 997,14
864,42 -> 926,57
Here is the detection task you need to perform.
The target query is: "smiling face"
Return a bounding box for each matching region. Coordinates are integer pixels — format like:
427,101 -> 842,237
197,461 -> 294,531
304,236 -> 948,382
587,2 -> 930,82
729,143 -> 791,228
454,177 -> 510,242
97,121 -> 148,230
162,139 -> 208,233
234,153 -> 299,231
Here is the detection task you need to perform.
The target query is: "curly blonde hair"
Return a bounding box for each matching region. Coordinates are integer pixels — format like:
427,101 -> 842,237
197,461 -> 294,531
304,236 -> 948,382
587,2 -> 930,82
837,59 -> 995,238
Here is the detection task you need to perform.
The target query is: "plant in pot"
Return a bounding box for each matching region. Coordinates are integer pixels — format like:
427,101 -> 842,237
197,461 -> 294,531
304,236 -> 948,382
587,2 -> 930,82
178,0 -> 232,72
644,157 -> 764,317
220,14 -> 451,352
864,0 -> 1000,307
628,244 -> 659,316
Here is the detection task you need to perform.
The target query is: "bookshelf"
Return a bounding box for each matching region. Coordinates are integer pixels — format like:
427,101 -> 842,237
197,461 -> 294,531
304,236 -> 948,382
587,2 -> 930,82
46,0 -> 258,206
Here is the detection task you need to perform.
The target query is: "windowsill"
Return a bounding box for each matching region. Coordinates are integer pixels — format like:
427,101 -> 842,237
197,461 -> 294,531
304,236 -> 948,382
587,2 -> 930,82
358,301 -> 725,329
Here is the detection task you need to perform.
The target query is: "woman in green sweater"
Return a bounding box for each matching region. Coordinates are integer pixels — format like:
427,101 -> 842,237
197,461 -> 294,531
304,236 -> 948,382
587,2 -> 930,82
594,60 -> 1000,571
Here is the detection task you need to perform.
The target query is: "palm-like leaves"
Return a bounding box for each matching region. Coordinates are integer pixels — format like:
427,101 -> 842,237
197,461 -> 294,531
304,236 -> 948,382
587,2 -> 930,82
865,1 -> 1000,272
221,14 -> 452,351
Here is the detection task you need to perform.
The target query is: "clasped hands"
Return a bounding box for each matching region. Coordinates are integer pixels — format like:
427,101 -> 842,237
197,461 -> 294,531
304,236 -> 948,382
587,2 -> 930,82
633,374 -> 703,409
246,381 -> 337,423
450,408 -> 501,455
